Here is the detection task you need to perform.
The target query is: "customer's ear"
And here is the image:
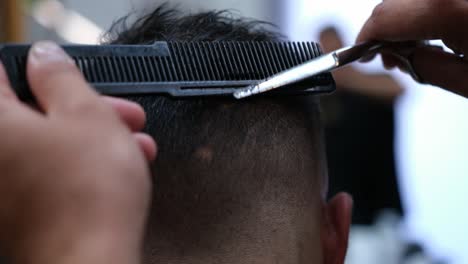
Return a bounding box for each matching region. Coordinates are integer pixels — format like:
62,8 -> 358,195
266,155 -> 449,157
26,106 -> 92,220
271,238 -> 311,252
321,192 -> 353,264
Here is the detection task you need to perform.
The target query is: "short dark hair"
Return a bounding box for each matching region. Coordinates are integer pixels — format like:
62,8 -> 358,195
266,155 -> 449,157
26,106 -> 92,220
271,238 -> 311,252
104,4 -> 327,258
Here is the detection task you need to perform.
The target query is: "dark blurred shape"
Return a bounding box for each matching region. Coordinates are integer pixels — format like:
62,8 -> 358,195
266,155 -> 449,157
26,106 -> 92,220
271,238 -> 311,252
404,243 -> 424,258
320,26 -> 404,225
403,243 -> 450,264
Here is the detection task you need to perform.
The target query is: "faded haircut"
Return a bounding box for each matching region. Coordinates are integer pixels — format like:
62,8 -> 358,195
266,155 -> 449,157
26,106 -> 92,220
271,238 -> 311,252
104,4 -> 328,258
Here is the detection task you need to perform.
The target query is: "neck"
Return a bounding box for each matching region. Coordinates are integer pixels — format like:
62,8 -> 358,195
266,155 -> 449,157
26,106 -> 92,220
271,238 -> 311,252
143,201 -> 323,264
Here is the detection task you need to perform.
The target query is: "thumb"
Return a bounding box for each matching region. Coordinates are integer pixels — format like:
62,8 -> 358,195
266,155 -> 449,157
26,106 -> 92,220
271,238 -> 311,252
412,47 -> 468,98
27,41 -> 99,114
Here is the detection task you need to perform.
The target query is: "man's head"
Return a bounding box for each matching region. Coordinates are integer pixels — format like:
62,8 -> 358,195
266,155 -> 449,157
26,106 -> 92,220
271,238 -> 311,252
105,5 -> 352,264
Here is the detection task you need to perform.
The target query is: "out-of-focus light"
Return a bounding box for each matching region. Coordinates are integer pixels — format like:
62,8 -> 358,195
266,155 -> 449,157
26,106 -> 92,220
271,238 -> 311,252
31,0 -> 103,44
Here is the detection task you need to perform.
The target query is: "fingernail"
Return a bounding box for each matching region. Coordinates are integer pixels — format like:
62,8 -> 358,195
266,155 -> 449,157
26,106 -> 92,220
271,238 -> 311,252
29,41 -> 74,66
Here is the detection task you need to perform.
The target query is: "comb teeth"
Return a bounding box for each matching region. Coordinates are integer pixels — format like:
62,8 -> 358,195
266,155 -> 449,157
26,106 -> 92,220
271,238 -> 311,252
72,55 -> 177,83
168,41 -> 326,82
65,42 -> 322,83
4,42 -> 323,84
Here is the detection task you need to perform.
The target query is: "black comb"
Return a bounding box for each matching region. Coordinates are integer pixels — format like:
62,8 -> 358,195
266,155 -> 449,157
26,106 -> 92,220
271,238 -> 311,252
0,41 -> 335,101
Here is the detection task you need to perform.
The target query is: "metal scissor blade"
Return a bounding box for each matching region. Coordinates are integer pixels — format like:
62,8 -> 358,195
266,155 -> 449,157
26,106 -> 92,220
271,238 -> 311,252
233,52 -> 339,99
234,41 -> 425,99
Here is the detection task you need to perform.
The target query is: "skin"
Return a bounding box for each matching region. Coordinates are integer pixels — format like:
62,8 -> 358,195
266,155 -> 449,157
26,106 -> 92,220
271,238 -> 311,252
0,41 -> 156,264
357,0 -> 468,98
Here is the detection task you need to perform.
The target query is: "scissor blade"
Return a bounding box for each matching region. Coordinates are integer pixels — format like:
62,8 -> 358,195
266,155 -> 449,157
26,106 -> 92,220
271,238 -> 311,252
233,52 -> 339,99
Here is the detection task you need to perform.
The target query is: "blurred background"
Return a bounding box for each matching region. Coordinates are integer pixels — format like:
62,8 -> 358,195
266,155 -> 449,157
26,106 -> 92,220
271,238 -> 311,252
1,0 -> 467,263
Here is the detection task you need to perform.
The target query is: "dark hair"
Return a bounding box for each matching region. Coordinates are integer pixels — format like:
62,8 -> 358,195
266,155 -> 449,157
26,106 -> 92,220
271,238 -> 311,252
103,4 -> 283,44
104,4 -> 326,257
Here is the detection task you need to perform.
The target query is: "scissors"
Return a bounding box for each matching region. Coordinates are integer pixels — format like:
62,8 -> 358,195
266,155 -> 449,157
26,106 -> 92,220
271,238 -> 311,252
234,41 -> 428,99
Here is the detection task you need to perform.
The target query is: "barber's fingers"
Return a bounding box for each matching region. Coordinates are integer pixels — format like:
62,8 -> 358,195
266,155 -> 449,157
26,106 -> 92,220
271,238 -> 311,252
0,60 -> 39,125
103,97 -> 146,132
357,0 -> 467,46
101,97 -> 156,161
380,47 -> 468,98
410,47 -> 468,98
134,133 -> 157,162
0,62 -> 44,143
27,41 -> 100,115
357,1 -> 437,42
375,48 -> 468,98
103,96 -> 157,160
0,61 -> 18,101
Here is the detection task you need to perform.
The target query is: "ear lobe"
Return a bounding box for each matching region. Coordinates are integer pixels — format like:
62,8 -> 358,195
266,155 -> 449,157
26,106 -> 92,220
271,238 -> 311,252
321,192 -> 353,264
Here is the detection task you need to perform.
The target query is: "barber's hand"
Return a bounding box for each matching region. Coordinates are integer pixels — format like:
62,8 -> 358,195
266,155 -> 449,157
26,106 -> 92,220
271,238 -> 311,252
0,41 -> 155,264
357,0 -> 468,98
